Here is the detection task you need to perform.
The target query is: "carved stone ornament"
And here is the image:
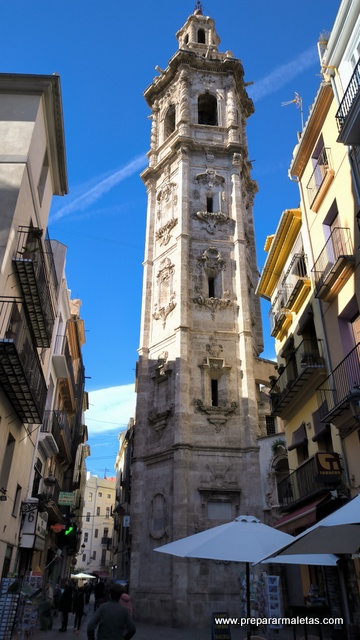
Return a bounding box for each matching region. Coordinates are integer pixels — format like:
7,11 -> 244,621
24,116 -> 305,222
157,257 -> 175,282
192,295 -> 232,320
206,342 -> 223,358
153,293 -> 176,328
151,351 -> 172,382
148,405 -> 174,436
194,211 -> 229,235
148,491 -> 168,539
199,247 -> 226,272
195,169 -> 225,189
194,399 -> 237,431
156,218 -> 178,246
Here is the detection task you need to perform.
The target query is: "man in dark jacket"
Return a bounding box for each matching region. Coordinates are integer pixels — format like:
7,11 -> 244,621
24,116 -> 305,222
87,583 -> 136,640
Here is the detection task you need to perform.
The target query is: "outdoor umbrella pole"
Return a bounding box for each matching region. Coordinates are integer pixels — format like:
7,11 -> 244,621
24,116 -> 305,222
246,561 -> 251,640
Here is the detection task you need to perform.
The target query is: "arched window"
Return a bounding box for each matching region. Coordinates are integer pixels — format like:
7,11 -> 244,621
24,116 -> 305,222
164,104 -> 176,139
184,34 -> 189,44
197,29 -> 206,44
198,94 -> 218,126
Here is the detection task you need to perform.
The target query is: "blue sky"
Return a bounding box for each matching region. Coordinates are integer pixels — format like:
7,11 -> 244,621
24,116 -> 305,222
1,0 -> 340,476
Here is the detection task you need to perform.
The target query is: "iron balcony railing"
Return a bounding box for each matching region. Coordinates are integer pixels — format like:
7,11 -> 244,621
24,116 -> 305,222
317,342 -> 360,422
271,338 -> 325,412
41,409 -> 72,464
0,297 -> 47,423
269,290 -> 290,336
277,452 -> 342,508
54,334 -> 76,399
306,147 -> 333,207
13,226 -> 58,347
311,227 -> 353,297
281,252 -> 309,309
336,58 -> 360,133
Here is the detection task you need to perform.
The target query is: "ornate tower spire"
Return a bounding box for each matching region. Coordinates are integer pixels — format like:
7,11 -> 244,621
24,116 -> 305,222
130,7 -> 269,628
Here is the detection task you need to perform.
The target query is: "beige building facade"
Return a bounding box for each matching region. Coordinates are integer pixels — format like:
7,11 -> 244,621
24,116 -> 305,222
0,73 -> 89,584
130,7 -> 275,627
80,474 -> 116,578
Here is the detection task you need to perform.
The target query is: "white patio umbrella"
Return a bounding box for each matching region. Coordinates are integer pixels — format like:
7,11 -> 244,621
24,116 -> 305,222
155,515 -> 338,638
259,495 -> 360,559
70,572 -> 95,580
257,496 -> 360,628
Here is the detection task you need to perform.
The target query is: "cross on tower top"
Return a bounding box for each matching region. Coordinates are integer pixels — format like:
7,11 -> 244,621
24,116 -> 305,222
194,1 -> 203,15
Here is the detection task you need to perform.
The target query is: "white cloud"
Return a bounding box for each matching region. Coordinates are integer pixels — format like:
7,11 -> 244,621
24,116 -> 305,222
248,45 -> 318,102
86,384 -> 136,435
51,153 -> 148,222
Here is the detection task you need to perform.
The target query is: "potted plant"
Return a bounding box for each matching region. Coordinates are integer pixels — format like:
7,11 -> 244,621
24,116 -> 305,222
271,438 -> 286,455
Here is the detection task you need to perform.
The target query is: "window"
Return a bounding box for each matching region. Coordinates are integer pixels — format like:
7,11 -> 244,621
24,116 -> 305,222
12,485 -> 22,517
211,379 -> 218,407
208,501 -> 232,520
0,434 -> 15,493
266,416 -> 276,436
103,527 -> 109,538
86,512 -> 90,523
96,507 -> 100,516
92,551 -> 96,560
84,532 -> 89,543
208,277 -> 215,298
98,492 -> 102,498
107,494 -> 111,499
198,94 -> 218,126
206,196 -> 213,213
38,150 -> 49,205
1,545 -> 13,580
88,492 -> 93,502
197,28 -> 205,43
82,554 -> 86,562
31,457 -> 42,498
101,549 -> 107,566
94,529 -> 98,538
164,104 -> 176,139
105,507 -> 110,519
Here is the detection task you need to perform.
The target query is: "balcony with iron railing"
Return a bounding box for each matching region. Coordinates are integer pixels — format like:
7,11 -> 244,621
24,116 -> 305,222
269,291 -> 292,339
41,409 -> 72,464
0,297 -> 47,423
271,338 -> 327,420
312,227 -> 354,302
336,58 -> 360,146
277,452 -> 343,509
306,147 -> 334,212
281,252 -> 311,312
52,335 -> 76,413
317,343 -> 360,429
13,226 -> 58,348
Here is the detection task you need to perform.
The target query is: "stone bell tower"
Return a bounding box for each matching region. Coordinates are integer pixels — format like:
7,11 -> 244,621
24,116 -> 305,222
130,4 -> 268,626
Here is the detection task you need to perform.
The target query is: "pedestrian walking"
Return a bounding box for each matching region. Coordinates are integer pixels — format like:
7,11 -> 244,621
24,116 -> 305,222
87,583 -> 136,640
58,581 -> 73,632
120,589 -> 133,616
73,586 -> 85,634
94,580 -> 106,611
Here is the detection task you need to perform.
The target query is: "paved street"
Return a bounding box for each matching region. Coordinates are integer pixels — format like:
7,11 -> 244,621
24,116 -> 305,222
32,611 -> 334,640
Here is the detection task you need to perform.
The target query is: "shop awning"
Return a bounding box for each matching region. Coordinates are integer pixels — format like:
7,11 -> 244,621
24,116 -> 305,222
274,496 -> 329,534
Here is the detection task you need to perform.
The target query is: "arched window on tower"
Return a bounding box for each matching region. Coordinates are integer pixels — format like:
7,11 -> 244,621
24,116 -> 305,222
197,28 -> 206,44
198,94 -> 218,126
164,104 -> 176,139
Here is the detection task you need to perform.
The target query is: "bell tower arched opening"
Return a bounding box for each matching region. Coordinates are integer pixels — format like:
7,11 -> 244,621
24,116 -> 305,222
198,93 -> 218,126
164,104 -> 176,139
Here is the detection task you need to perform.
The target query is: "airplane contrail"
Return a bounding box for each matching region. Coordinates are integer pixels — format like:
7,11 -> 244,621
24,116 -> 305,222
51,153 -> 148,221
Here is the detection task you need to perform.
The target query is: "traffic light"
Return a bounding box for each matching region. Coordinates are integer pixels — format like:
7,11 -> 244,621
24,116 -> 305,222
57,522 -> 77,549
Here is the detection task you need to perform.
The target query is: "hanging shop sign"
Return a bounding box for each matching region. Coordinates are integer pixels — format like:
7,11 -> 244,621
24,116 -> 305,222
58,492 -> 75,506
